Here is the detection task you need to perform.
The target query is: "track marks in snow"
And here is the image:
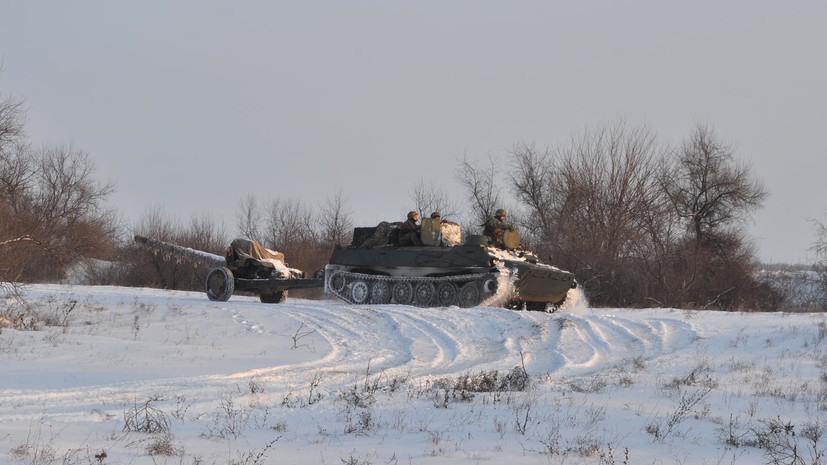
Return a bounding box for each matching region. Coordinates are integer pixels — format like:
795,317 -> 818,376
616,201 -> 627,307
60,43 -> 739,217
548,313 -> 696,379
0,288 -> 699,424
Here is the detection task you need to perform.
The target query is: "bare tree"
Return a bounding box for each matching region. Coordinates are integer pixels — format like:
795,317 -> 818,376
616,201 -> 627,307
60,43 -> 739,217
182,212 -> 228,254
236,193 -> 261,241
811,212 -> 827,310
0,83 -> 25,151
409,177 -> 462,223
655,125 -> 770,310
261,197 -> 317,252
131,206 -> 187,289
318,190 -> 353,247
512,121 -> 662,305
662,124 -> 767,244
456,155 -> 503,228
1,143 -> 116,282
510,143 -> 561,256
0,86 -> 31,282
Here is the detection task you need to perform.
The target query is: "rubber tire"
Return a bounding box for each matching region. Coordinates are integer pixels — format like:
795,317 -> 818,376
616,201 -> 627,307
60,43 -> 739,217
260,290 -> 288,304
206,267 -> 234,302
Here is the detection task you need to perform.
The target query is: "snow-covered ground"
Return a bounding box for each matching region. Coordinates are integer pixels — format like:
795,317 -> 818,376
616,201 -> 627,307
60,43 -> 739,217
2,285 -> 827,464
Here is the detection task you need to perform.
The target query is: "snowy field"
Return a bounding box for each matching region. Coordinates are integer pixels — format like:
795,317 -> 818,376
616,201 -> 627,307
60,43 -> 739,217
2,285 -> 827,465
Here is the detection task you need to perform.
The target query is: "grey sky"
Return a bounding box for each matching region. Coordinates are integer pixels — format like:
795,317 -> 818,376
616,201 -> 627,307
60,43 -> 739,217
2,1 -> 825,263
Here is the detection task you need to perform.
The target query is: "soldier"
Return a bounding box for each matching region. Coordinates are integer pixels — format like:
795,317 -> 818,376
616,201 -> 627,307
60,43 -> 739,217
483,208 -> 514,247
398,211 -> 423,246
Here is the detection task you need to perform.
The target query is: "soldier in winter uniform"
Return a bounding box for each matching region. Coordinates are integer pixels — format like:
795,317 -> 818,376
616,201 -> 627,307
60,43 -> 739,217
398,211 -> 423,246
483,209 -> 514,248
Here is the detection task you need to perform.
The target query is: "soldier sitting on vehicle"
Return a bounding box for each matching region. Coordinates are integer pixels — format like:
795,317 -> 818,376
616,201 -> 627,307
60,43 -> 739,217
483,208 -> 515,248
397,211 -> 423,246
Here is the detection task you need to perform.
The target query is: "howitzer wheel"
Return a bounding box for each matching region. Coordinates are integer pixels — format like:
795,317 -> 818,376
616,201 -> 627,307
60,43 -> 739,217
206,267 -> 234,302
260,290 -> 288,304
458,282 -> 481,308
370,281 -> 392,304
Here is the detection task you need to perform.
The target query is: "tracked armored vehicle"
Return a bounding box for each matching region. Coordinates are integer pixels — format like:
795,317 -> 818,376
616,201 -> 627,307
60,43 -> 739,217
324,219 -> 576,311
134,236 -> 323,303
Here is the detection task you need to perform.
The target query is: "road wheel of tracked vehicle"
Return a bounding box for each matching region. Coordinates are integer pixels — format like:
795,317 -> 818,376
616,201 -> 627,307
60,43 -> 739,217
351,280 -> 370,304
370,281 -> 391,304
458,282 -> 481,308
392,281 -> 413,305
329,271 -> 347,293
260,290 -> 288,304
437,283 -> 458,307
415,282 -> 436,307
206,267 -> 234,302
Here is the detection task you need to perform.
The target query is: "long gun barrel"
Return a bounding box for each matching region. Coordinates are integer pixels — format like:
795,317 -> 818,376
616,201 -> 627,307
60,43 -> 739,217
133,235 -> 225,269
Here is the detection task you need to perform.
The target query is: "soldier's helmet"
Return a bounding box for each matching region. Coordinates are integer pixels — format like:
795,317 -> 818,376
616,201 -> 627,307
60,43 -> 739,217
430,211 -> 441,219
495,209 -> 507,218
407,211 -> 418,220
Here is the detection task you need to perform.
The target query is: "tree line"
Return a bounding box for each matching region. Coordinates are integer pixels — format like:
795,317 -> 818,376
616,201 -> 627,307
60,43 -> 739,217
2,82 -> 825,310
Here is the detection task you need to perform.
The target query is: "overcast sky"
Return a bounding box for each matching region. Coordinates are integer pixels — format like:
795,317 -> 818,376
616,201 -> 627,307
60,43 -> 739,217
2,1 -> 825,263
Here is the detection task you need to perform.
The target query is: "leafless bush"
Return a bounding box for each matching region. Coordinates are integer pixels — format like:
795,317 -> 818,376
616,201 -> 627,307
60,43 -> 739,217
235,438 -> 279,465
647,383 -> 713,442
123,397 -> 171,434
434,366 -> 530,394
342,409 -> 377,436
291,321 -> 316,349
568,377 -> 609,394
340,451 -> 373,465
751,417 -> 801,462
0,296 -> 77,332
9,419 -> 57,465
145,434 -> 181,457
598,446 -> 630,465
203,396 -> 251,439
665,360 -> 718,390
339,364 -> 382,409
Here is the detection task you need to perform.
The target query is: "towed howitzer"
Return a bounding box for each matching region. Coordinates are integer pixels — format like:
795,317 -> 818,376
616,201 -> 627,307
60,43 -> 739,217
133,235 -> 324,303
